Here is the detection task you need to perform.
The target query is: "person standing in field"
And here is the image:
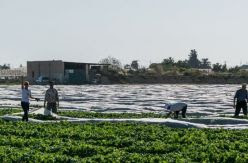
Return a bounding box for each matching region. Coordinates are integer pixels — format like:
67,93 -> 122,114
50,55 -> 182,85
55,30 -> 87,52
44,81 -> 59,113
233,83 -> 248,117
21,77 -> 39,121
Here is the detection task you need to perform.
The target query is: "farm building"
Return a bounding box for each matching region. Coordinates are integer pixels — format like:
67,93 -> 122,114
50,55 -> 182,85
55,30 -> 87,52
0,67 -> 27,80
27,60 -> 109,84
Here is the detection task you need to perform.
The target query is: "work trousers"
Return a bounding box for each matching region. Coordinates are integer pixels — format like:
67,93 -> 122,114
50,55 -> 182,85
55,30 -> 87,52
235,101 -> 247,116
174,105 -> 187,118
47,102 -> 57,113
21,102 -> 29,121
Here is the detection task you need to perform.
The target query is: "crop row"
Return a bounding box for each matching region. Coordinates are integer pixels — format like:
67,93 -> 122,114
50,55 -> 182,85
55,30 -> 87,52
58,110 -> 170,119
0,108 -> 171,119
0,108 -> 21,116
1,119 -> 248,162
1,108 -> 248,162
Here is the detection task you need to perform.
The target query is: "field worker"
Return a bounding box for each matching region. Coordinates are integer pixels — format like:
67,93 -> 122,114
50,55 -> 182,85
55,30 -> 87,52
21,77 -> 39,121
164,102 -> 187,118
233,83 -> 248,117
44,81 -> 59,113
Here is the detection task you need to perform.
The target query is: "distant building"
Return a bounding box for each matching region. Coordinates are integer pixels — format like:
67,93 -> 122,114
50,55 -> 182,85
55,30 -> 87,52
27,60 -> 109,84
0,67 -> 27,80
240,65 -> 248,71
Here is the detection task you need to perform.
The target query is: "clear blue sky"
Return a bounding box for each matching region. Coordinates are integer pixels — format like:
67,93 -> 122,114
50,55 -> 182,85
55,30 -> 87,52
1,0 -> 248,68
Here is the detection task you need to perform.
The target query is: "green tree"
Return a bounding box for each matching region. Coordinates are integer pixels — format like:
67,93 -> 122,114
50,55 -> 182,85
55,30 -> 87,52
0,64 -> 10,70
162,57 -> 174,66
200,58 -> 211,69
188,49 -> 200,68
221,63 -> 227,72
99,56 -> 122,69
212,63 -> 222,72
131,60 -> 139,70
228,66 -> 240,73
175,60 -> 189,68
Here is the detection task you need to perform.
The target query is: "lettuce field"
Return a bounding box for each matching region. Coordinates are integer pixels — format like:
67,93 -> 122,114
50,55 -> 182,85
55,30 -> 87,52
1,108 -> 248,162
1,119 -> 248,162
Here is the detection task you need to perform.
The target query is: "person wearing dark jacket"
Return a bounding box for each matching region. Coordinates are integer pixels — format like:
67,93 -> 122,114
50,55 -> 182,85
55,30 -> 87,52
234,83 -> 248,117
44,81 -> 59,113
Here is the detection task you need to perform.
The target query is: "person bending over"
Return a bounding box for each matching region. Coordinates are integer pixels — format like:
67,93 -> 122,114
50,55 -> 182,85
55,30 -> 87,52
165,102 -> 187,118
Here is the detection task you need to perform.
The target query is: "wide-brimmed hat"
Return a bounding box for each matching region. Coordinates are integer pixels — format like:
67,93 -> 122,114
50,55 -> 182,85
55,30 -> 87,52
24,81 -> 29,85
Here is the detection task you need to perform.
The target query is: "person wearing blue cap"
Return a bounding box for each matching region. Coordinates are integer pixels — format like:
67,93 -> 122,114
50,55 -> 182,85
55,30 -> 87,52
165,102 -> 187,118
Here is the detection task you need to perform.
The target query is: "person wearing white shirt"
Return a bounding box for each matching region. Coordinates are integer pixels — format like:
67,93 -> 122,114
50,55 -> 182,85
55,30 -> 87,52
21,77 -> 39,121
164,102 -> 187,118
